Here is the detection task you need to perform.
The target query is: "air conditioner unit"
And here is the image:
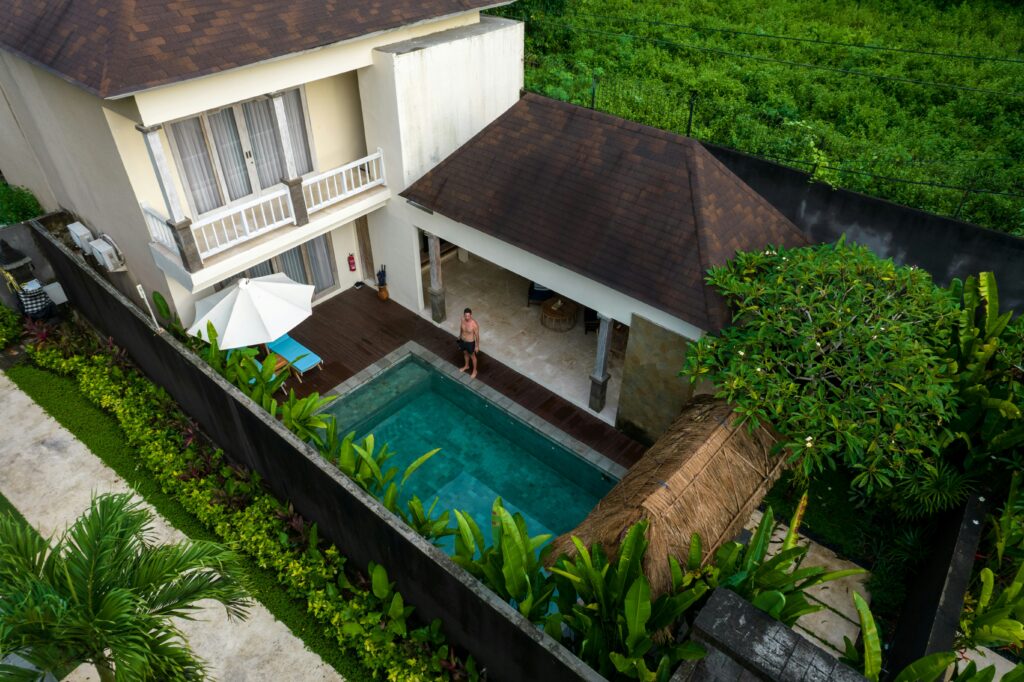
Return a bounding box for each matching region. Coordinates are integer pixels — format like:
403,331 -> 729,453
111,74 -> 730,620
89,235 -> 126,272
67,221 -> 93,251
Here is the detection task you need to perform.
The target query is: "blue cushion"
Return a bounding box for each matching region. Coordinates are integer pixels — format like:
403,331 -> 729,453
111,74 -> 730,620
268,334 -> 322,374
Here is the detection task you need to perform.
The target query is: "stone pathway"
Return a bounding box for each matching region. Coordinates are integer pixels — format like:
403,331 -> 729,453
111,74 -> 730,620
0,372 -> 343,682
745,509 -> 870,658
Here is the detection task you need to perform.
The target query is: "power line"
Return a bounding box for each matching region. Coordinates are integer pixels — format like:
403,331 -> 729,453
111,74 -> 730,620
573,13 -> 1024,66
537,22 -> 1024,99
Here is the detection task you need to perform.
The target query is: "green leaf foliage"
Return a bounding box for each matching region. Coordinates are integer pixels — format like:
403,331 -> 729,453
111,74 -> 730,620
491,0 -> 1024,235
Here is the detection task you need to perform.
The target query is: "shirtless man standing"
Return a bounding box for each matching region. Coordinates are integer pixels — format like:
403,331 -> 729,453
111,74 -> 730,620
458,307 -> 480,378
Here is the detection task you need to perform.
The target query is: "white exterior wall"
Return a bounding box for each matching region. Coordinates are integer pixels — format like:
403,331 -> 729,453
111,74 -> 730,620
357,17 -> 524,311
130,13 -> 479,126
305,73 -> 367,173
402,202 -> 705,340
0,52 -> 174,307
0,81 -> 57,211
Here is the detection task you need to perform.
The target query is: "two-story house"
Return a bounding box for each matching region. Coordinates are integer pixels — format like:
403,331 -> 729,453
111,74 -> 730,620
0,1 -> 523,320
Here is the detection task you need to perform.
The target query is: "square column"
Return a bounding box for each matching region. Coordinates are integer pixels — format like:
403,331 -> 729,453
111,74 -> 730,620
426,232 -> 446,323
136,124 -> 203,272
589,314 -> 613,412
271,93 -> 308,226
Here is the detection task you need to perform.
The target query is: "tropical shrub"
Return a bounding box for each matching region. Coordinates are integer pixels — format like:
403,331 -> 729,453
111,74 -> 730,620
546,521 -> 707,681
942,273 -> 1024,476
452,499 -> 557,623
957,562 -> 1024,652
0,493 -> 250,681
840,592 -> 1024,682
684,239 -> 959,501
0,303 -> 21,348
0,182 -> 41,225
692,498 -> 865,626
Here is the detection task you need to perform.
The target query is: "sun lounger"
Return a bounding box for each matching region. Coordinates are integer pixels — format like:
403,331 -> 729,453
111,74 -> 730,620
267,333 -> 324,382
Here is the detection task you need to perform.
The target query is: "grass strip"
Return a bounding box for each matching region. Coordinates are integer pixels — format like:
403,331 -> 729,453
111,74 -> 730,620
3,362 -> 372,682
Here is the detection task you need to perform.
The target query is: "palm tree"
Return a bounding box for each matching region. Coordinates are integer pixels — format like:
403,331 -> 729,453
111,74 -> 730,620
0,493 -> 251,680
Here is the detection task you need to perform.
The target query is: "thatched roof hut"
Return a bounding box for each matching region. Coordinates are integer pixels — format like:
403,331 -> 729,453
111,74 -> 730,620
547,396 -> 786,597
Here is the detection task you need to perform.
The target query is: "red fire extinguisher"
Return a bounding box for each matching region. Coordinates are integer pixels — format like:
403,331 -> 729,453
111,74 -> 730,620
347,253 -> 356,272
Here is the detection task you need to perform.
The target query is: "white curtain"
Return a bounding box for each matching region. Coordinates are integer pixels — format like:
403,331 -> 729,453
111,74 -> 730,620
242,99 -> 285,190
283,90 -> 313,176
278,246 -> 308,285
208,109 -> 251,201
170,118 -> 221,214
306,236 -> 335,292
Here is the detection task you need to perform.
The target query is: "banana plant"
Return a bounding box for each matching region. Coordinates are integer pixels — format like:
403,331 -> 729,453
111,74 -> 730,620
696,499 -> 866,627
943,273 -> 1024,467
958,562 -> 1024,650
950,660 -> 1024,682
990,471 -> 1023,570
546,521 -> 707,681
279,390 -> 335,447
451,499 -> 555,623
318,426 -> 446,539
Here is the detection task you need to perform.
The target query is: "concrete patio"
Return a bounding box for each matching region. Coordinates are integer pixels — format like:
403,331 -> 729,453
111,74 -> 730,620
420,251 -> 627,424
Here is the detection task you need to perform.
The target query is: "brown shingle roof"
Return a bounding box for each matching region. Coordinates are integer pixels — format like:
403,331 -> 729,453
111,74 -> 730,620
401,94 -> 810,332
1,0 -> 501,98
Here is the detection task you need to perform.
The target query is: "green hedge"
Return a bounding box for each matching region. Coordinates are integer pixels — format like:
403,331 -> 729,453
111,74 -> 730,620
22,346 -> 457,681
0,182 -> 42,225
0,304 -> 21,349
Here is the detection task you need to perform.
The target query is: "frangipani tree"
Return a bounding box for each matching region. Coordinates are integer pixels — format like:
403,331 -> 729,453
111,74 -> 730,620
0,493 -> 250,681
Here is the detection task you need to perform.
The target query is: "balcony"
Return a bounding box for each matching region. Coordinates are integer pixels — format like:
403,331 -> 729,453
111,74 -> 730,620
146,150 -> 388,289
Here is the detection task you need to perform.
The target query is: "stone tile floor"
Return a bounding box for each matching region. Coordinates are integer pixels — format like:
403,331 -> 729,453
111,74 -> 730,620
420,251 -> 626,424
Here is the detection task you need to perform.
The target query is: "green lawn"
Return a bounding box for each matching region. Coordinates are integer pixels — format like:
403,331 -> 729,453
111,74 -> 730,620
2,363 -> 372,682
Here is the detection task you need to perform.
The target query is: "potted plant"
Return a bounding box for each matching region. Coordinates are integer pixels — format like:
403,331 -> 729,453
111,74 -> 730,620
376,265 -> 388,301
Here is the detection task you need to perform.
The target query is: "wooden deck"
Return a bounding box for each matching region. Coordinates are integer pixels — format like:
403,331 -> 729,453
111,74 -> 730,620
287,286 -> 646,468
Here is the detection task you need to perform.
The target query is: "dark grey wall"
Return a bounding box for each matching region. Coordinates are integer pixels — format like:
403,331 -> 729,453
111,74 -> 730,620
29,219 -> 604,682
704,144 -> 1024,315
674,589 -> 866,682
0,221 -> 57,310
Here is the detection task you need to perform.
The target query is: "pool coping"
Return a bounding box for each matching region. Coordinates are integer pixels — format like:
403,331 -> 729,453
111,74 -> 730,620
323,341 -> 629,481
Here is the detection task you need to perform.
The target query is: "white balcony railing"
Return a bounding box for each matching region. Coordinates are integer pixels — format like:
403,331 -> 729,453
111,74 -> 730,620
302,148 -> 385,215
147,151 -> 387,267
191,187 -> 294,259
141,203 -> 180,255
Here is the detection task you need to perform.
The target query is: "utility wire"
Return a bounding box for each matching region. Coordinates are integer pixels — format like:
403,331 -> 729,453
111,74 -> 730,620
540,23 -> 1024,99
573,13 -> 1024,65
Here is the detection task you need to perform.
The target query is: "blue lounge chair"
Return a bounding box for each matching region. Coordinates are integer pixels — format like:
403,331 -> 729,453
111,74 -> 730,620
267,333 -> 324,382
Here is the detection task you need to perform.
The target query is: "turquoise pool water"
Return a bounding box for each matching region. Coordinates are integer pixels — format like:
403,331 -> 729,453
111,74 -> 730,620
322,356 -> 616,549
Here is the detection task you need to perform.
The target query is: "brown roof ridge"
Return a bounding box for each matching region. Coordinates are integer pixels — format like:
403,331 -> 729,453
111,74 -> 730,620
402,94 -> 812,332
2,0 -> 505,99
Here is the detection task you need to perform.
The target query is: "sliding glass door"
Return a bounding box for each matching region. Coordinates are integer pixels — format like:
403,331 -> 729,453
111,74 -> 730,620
169,89 -> 313,216
218,234 -> 337,297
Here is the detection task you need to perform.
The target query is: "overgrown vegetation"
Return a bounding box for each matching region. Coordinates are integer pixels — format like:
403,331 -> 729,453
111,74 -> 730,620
687,242 -> 1023,515
690,240 -> 1024,660
491,0 -> 1024,234
0,182 -> 41,226
0,304 -> 21,348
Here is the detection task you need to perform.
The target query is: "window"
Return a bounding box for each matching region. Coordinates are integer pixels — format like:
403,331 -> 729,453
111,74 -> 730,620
217,234 -> 338,297
169,89 -> 313,216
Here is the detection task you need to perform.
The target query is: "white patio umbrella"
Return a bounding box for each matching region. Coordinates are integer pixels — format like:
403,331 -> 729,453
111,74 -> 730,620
187,272 -> 315,349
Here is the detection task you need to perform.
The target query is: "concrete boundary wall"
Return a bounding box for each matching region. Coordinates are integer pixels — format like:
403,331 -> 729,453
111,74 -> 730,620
704,143 -> 1024,315
29,219 -> 604,682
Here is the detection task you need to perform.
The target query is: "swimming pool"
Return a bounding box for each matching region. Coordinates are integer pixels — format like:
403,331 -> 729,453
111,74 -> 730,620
321,343 -> 622,549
